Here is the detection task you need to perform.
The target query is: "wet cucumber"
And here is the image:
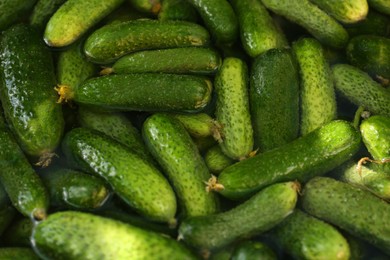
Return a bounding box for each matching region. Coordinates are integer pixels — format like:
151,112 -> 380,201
158,0 -> 198,22
213,120 -> 361,200
368,0 -> 390,16
32,211 -> 197,259
29,0 -> 66,30
0,0 -> 37,31
0,248 -> 39,260
172,113 -> 219,138
61,127 -> 177,224
310,0 -> 368,24
231,241 -> 277,260
84,20 -> 210,64
44,0 -> 125,47
128,0 -> 161,15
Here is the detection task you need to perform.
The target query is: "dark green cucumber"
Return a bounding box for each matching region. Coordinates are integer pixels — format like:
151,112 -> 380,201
128,0 -> 161,14
270,209 -> 350,260
0,206 -> 15,237
250,48 -> 299,151
230,0 -> 288,58
62,127 -> 177,224
29,0 -> 66,30
261,0 -> 349,49
84,19 -> 210,64
178,181 -> 298,251
204,145 -> 235,175
0,24 -> 64,166
32,211 -> 197,259
368,0 -> 390,16
231,241 -> 277,260
0,248 -> 39,260
158,0 -> 198,22
172,112 -> 219,138
0,0 -> 37,31
142,113 -> 219,218
301,176 -> 390,255
44,0 -> 125,47
292,37 -> 337,135
214,120 -> 361,200
0,181 -> 8,209
193,135 -> 218,154
2,217 -> 33,247
332,64 -> 390,116
345,10 -> 390,37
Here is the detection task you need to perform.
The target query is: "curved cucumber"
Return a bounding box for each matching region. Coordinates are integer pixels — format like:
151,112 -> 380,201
310,0 -> 368,24
215,120 -> 361,200
0,248 -> 39,260
231,241 -> 277,260
29,0 -> 66,30
158,0 -> 198,22
0,0 -> 37,31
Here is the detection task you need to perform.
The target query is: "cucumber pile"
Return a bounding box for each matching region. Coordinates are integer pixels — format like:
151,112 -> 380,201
0,0 -> 390,259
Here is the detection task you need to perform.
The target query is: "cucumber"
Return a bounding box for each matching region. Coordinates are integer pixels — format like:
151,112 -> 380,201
261,0 -> 349,49
345,10 -> 390,37
142,113 -> 219,218
368,0 -> 390,16
29,0 -> 66,30
269,209 -> 350,260
0,181 -> 8,209
128,0 -> 161,14
231,241 -> 277,260
0,0 -> 37,31
332,64 -> 390,116
230,0 -> 288,58
250,48 -> 299,151
292,37 -> 337,135
213,120 -> 361,200
214,57 -> 253,160
2,217 -> 33,247
204,145 -> 235,175
301,176 -> 390,255
84,19 -> 210,64
44,0 -> 125,47
0,206 -> 15,237
172,112 -> 219,138
0,24 -> 64,166
61,127 -> 177,224
178,181 -> 298,251
57,74 -> 212,113
193,135 -> 218,154
32,211 -> 198,259
158,0 -> 198,22
0,248 -> 39,260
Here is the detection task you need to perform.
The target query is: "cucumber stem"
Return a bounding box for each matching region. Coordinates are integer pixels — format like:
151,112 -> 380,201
35,152 -> 58,168
205,175 -> 224,193
54,84 -> 74,103
356,157 -> 390,176
99,67 -> 114,76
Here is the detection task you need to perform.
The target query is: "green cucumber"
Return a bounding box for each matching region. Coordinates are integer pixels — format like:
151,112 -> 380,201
345,10 -> 390,37
0,24 -> 64,166
32,211 -> 197,259
142,113 -> 219,218
128,0 -> 161,14
62,127 -> 177,224
292,37 -> 337,135
230,0 -> 288,58
0,181 -> 8,209
178,181 -> 298,251
332,64 -> 390,116
84,19 -> 210,64
158,0 -> 198,22
172,112 -> 219,138
0,206 -> 15,237
0,248 -> 39,260
193,135 -> 218,154
0,0 -> 37,31
261,0 -> 349,49
231,241 -> 277,260
44,0 -> 125,47
214,57 -> 253,160
270,209 -> 350,260
29,0 -> 66,30
213,120 -> 361,200
204,145 -> 235,175
250,48 -> 299,151
368,0 -> 390,16
2,217 -> 33,247
301,176 -> 390,255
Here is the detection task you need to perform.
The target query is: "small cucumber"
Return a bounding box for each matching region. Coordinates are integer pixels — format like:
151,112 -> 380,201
214,57 -> 254,160
32,211 -> 198,259
0,0 -> 37,31
84,19 -> 210,64
172,112 -> 219,138
2,217 -> 33,247
270,209 -> 350,260
62,127 -> 177,224
0,206 -> 15,237
204,145 -> 235,175
29,0 -> 66,30
44,0 -> 125,47
345,10 -> 390,37
332,64 -> 390,116
368,0 -> 390,16
301,176 -> 390,255
230,0 -> 288,58
128,0 -> 161,14
158,0 -> 198,22
261,0 -> 349,49
250,48 -> 299,151
231,241 -> 277,260
178,181 -> 298,251
292,37 -> 337,135
142,113 -> 219,218
213,120 -> 361,200
0,248 -> 39,260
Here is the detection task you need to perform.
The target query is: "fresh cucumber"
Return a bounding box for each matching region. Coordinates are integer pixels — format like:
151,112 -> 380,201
158,0 -> 198,22
128,0 -> 161,14
29,0 -> 66,30
2,217 -> 33,247
172,112 -> 219,138
368,0 -> 390,16
0,248 -> 39,260
231,241 -> 277,260
0,206 -> 15,238
204,145 -> 235,175
345,10 -> 390,37
0,0 -> 37,31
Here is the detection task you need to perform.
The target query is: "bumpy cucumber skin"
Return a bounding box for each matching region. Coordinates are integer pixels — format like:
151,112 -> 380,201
217,120 -> 361,200
84,20 -> 210,64
33,211 -> 197,260
178,182 -> 298,251
61,127 -> 177,223
205,145 -> 235,175
215,57 -> 253,160
0,0 -> 37,31
345,10 -> 390,37
158,0 -> 198,22
172,113 -> 216,138
293,38 -> 337,135
261,0 -> 349,49
231,0 -> 288,58
368,0 -> 390,15
332,64 -> 390,116
0,248 -> 39,260
231,241 -> 277,260
250,48 -> 299,151
142,113 -> 219,218
0,24 -> 64,160
270,209 -> 350,260
2,218 -> 33,247
29,0 -> 66,29
128,0 -> 161,14
310,0 -> 368,24
301,176 -> 390,255
44,0 -> 124,47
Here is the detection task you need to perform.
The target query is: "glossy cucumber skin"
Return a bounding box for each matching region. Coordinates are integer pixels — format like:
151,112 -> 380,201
32,211 -> 198,259
214,57 -> 253,160
368,0 -> 390,15
250,48 -> 299,152
178,182 -> 298,251
261,0 -> 349,49
61,127 -> 177,223
172,112 -> 217,138
158,0 -> 198,22
142,113 -> 219,218
231,241 -> 277,260
332,64 -> 390,116
84,20 -> 210,64
44,0 -> 125,47
204,145 -> 235,175
230,0 -> 288,58
0,0 -> 37,31
345,11 -> 390,37
0,248 -> 39,260
128,0 -> 161,14
29,0 -> 66,29
217,120 -> 361,200
301,176 -> 390,255
293,38 -> 337,135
